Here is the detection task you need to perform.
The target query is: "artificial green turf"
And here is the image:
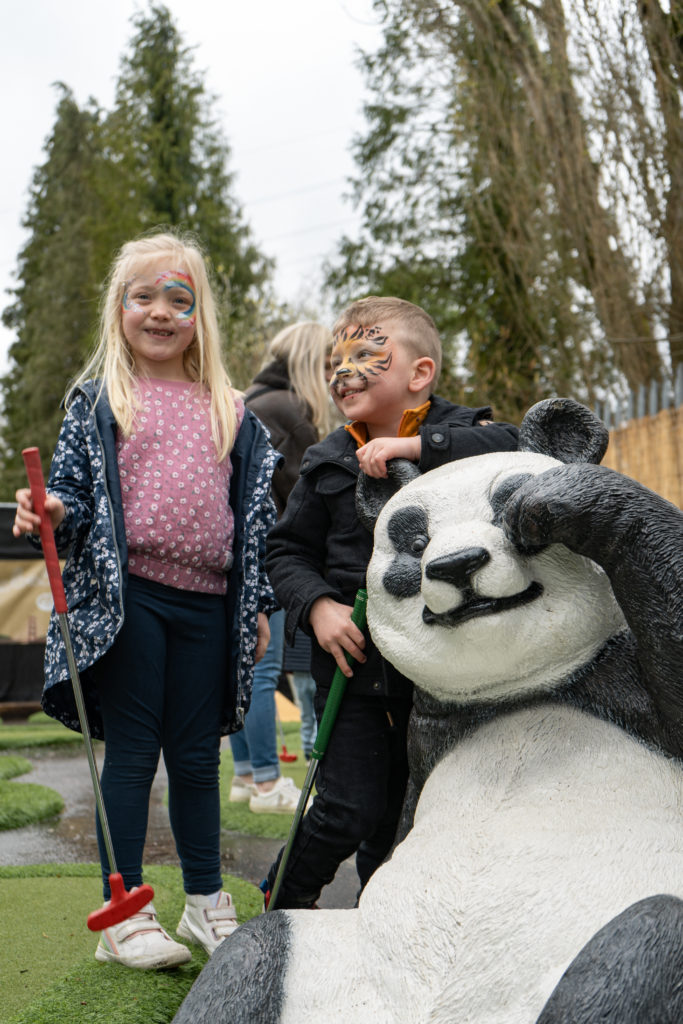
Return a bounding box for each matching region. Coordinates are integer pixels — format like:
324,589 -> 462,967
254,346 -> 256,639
0,780 -> 64,830
0,713 -> 83,751
0,755 -> 32,780
0,751 -> 66,831
220,719 -> 312,839
0,863 -> 263,1024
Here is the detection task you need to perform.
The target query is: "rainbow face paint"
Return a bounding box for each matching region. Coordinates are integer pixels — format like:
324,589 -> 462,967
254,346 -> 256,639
329,324 -> 393,394
122,270 -> 197,328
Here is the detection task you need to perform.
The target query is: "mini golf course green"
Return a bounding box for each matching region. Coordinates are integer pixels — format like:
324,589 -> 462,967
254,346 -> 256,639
0,716 -> 308,1022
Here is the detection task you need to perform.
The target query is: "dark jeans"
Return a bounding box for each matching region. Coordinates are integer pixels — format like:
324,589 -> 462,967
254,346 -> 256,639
92,574 -> 227,899
266,689 -> 412,908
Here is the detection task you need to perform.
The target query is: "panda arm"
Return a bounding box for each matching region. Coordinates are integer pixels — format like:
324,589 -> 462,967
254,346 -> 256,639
503,463 -> 683,726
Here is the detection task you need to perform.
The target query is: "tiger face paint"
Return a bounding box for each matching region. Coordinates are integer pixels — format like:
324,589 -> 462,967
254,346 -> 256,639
329,324 -> 393,398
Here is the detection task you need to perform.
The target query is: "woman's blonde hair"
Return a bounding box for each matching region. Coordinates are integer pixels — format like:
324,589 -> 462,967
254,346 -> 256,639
69,230 -> 238,460
265,321 -> 334,438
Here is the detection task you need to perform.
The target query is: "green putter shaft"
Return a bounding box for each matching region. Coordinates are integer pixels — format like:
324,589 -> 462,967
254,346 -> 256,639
267,587 -> 368,912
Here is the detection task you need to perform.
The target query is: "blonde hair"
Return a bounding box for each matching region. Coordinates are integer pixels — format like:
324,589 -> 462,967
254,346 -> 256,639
69,231 -> 237,460
265,321 -> 334,439
332,296 -> 442,384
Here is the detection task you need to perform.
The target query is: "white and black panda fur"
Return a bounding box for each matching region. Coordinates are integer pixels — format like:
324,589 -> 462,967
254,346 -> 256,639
174,398 -> 683,1024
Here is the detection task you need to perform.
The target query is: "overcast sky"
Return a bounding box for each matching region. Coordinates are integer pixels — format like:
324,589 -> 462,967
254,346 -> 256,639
3,0 -> 382,373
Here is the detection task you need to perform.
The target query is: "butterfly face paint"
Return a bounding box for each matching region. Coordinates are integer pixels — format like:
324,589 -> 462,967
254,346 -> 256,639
122,270 -> 197,329
329,325 -> 393,396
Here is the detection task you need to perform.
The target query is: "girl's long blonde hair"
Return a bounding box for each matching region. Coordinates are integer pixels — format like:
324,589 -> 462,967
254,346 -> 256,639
69,231 -> 238,460
266,321 -> 334,439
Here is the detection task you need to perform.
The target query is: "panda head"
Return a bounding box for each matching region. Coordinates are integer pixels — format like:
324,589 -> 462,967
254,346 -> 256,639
358,399 -> 627,705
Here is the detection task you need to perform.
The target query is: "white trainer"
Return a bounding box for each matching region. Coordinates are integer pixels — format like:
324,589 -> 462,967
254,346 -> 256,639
176,892 -> 239,955
228,776 -> 259,803
95,898 -> 191,969
249,775 -> 302,814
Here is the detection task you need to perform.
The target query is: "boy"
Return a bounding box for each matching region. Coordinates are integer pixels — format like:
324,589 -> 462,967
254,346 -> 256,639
263,296 -> 518,909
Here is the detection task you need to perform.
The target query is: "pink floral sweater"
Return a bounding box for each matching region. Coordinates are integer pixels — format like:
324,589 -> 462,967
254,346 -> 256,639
117,379 -> 245,594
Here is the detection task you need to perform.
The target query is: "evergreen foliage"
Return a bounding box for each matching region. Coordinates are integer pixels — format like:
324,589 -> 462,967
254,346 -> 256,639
1,4 -> 273,496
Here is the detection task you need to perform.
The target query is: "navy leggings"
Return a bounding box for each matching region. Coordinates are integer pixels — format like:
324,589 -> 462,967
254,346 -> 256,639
92,574 -> 227,899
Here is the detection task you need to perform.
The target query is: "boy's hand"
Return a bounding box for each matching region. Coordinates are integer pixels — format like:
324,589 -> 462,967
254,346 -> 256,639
309,596 -> 367,677
254,612 -> 270,663
13,488 -> 65,537
356,436 -> 421,478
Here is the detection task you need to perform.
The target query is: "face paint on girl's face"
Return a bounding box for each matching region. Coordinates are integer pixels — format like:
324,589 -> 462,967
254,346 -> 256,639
122,270 -> 197,328
329,324 -> 393,395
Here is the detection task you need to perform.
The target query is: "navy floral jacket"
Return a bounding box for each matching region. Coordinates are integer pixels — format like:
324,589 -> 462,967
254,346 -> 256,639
36,380 -> 280,738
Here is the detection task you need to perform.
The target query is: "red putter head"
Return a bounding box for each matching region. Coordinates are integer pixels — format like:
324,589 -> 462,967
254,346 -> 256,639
87,875 -> 155,931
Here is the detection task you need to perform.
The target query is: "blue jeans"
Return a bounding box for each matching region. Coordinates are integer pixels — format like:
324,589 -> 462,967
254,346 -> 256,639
92,575 -> 226,899
292,672 -> 317,757
229,609 -> 284,783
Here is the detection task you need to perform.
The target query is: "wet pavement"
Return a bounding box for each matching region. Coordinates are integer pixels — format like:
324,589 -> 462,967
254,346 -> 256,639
0,741 -> 359,909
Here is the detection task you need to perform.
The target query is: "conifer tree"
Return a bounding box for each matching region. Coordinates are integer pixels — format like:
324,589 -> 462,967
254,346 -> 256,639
1,5 -> 272,496
106,4 -> 273,368
1,87 -> 106,492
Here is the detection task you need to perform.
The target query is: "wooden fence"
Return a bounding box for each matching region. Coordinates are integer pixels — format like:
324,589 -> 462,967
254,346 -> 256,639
601,406 -> 682,508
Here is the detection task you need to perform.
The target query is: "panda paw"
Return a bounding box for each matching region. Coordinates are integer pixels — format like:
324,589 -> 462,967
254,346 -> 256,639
501,465 -> 599,553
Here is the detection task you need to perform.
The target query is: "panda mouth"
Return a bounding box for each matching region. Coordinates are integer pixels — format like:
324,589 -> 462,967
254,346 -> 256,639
422,581 -> 543,627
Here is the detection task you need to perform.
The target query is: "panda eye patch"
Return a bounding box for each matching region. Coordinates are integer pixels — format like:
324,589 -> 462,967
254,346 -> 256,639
382,505 -> 429,600
387,506 -> 430,557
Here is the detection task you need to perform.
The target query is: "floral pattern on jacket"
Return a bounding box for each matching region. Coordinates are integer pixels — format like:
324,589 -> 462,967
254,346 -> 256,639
36,380 -> 279,738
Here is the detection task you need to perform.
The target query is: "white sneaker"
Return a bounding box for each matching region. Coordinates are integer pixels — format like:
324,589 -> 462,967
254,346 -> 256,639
95,898 -> 191,969
249,775 -> 302,814
228,776 -> 258,803
176,892 -> 239,954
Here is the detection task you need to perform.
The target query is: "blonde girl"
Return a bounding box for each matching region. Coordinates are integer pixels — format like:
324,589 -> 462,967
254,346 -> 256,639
14,231 -> 279,970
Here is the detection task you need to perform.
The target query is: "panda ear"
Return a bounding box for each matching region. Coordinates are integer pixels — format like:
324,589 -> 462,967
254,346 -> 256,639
518,398 -> 609,464
355,458 -> 422,533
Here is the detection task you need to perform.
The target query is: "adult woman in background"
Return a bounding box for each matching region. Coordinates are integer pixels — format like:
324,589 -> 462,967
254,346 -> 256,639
229,321 -> 334,812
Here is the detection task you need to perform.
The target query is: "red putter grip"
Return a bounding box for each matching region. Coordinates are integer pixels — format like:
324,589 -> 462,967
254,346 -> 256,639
21,447 -> 68,615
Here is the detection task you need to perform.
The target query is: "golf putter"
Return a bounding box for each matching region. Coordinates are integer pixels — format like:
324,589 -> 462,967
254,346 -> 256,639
22,447 -> 154,930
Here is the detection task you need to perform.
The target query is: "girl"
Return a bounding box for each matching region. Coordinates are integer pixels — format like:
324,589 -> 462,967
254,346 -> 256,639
228,322 -> 333,812
13,231 -> 279,970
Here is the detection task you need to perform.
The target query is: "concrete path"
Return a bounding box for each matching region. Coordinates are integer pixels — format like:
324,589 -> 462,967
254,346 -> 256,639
0,742 -> 359,909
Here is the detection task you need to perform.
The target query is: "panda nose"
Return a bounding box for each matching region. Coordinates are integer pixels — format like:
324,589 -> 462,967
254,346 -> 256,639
425,547 -> 490,588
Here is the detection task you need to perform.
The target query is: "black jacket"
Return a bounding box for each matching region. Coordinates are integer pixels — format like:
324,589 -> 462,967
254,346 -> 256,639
265,395 -> 519,698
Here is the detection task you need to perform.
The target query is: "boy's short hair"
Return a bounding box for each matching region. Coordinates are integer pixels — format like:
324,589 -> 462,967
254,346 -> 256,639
332,296 -> 442,384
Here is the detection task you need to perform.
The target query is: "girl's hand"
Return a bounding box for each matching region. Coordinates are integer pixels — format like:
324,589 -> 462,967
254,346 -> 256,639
309,596 -> 366,677
254,612 -> 270,663
13,488 -> 65,537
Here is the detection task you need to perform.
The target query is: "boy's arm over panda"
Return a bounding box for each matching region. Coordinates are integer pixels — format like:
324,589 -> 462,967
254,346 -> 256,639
418,405 -> 518,474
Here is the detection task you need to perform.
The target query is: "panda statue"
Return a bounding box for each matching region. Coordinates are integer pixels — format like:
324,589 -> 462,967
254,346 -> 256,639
173,398 -> 683,1024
